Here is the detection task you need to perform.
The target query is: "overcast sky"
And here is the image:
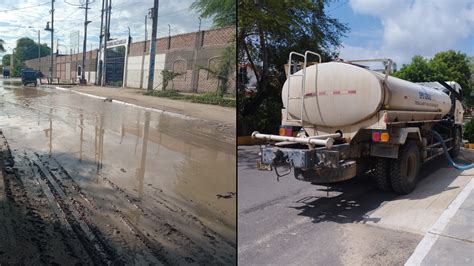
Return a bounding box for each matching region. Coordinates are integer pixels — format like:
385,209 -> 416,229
327,0 -> 474,66
0,0 -> 213,59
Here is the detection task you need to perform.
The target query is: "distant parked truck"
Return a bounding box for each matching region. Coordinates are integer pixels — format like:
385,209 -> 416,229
253,51 -> 464,194
2,67 -> 10,78
21,69 -> 38,86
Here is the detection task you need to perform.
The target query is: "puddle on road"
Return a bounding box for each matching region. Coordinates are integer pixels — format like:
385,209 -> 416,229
0,80 -> 236,243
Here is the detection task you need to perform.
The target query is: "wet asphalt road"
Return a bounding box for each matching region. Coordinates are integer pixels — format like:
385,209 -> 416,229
0,79 -> 236,264
238,145 -> 473,265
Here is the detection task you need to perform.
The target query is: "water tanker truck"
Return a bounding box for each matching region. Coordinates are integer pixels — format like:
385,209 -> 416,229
253,51 -> 464,194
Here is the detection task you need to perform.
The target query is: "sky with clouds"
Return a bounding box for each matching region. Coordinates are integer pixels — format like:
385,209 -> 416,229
327,0 -> 474,66
0,0 -> 213,60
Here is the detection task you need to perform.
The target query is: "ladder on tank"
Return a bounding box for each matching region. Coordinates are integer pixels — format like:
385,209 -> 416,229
286,51 -> 322,126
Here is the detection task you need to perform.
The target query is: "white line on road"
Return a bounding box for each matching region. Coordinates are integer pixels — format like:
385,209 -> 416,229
405,178 -> 474,266
53,86 -> 201,121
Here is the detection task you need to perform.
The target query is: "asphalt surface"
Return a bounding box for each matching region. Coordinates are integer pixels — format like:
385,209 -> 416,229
238,145 -> 474,265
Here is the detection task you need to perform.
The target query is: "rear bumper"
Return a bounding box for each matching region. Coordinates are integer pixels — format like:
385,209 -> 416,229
260,144 -> 357,183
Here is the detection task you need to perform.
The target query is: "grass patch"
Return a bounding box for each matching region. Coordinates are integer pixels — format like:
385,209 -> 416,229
145,90 -> 235,107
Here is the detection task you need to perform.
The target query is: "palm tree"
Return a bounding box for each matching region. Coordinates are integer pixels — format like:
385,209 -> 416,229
0,39 -> 5,53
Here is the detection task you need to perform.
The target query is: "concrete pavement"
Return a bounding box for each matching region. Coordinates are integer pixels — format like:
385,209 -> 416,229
406,178 -> 474,266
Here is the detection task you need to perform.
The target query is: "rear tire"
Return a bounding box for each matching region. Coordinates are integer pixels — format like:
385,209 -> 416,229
390,141 -> 420,194
373,158 -> 392,191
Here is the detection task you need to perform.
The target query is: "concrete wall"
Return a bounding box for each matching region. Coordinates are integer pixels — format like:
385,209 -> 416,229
126,53 -> 165,90
25,26 -> 235,93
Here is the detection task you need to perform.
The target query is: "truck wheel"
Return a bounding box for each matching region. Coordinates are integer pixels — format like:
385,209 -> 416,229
390,141 -> 420,194
373,158 -> 392,191
449,128 -> 461,158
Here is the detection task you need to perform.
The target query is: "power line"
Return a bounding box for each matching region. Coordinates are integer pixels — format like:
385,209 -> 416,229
63,0 -> 96,7
0,1 -> 52,13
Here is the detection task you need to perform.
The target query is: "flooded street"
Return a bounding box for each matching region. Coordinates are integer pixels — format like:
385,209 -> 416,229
0,79 -> 236,264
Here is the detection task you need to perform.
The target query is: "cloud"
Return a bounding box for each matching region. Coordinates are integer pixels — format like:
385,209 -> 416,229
339,0 -> 474,65
0,0 -> 213,59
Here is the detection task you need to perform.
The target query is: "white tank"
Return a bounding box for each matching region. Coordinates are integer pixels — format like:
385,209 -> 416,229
282,62 -> 452,127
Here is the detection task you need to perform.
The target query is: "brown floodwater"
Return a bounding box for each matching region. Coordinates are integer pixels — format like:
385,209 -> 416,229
0,80 -> 236,245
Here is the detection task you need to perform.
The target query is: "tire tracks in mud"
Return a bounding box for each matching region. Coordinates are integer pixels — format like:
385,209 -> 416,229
1,130 -> 235,264
1,135 -> 88,264
49,155 -> 236,265
28,153 -> 120,265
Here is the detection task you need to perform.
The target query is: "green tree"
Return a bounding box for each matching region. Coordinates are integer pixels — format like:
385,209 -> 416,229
429,50 -> 471,97
191,0 -> 236,27
161,69 -> 183,90
238,0 -> 348,134
394,55 -> 432,82
394,51 -> 472,100
0,39 -> 5,53
11,37 -> 51,76
2,54 -> 11,66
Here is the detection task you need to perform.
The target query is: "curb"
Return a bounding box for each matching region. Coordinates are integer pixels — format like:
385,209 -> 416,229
404,178 -> 474,266
53,86 -> 201,121
463,143 -> 474,149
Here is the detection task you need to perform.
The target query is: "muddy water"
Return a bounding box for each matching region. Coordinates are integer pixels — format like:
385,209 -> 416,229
0,80 -> 236,244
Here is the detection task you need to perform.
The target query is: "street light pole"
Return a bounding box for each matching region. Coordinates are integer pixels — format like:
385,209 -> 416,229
96,0 -> 105,85
147,0 -> 159,91
139,14 -> 147,89
81,0 -> 91,84
50,0 -> 54,82
44,1 -> 55,83
37,30 -> 41,72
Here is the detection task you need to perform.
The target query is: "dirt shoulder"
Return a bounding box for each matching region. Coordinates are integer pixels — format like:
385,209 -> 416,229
64,85 -> 235,126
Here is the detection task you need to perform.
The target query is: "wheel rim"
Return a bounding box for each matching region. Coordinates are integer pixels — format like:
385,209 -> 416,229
406,153 -> 417,183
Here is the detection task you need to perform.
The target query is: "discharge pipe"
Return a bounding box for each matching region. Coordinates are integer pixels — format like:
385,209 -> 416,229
251,131 -> 341,148
432,130 -> 474,170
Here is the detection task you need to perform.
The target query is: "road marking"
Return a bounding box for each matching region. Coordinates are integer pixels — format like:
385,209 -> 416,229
53,86 -> 201,121
404,178 -> 473,266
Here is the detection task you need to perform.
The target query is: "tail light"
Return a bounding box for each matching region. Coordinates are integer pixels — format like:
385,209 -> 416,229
372,131 -> 390,142
279,127 -> 286,136
380,132 -> 390,142
372,131 -> 381,142
279,126 -> 293,136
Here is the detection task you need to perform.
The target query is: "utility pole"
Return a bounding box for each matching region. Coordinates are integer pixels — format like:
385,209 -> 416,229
198,17 -> 201,32
101,0 -> 109,86
167,24 -> 171,49
107,0 -> 112,40
147,0 -> 159,91
96,0 -> 105,85
37,30 -> 41,71
80,0 -> 91,84
44,0 -> 55,83
139,14 -> 147,89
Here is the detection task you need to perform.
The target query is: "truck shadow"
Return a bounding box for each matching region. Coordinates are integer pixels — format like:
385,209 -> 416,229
292,150 -> 473,224
238,146 -> 261,170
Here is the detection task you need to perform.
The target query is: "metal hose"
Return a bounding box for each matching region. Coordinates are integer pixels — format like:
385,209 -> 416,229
432,130 -> 474,170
